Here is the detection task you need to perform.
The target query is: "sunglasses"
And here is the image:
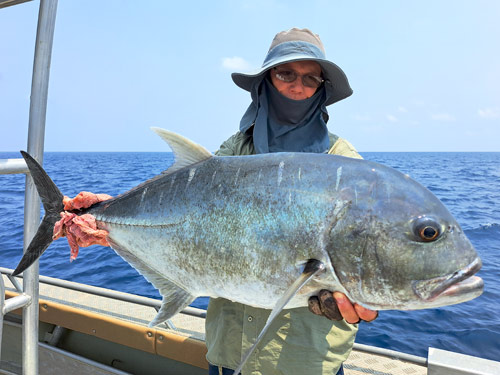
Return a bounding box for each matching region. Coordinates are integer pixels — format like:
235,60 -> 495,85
272,67 -> 324,88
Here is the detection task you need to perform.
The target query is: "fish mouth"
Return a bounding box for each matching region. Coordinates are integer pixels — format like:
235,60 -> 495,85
412,257 -> 484,303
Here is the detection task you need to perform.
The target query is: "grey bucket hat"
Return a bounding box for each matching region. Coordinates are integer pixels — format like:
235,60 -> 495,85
231,28 -> 353,106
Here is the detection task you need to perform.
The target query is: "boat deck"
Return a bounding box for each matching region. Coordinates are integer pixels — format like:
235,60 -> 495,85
1,273 -> 427,375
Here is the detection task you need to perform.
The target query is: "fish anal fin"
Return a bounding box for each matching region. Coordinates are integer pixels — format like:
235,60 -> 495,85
151,127 -> 213,174
149,280 -> 196,327
106,240 -> 196,327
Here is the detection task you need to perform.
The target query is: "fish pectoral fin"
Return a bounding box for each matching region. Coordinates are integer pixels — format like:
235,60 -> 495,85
232,259 -> 326,375
149,280 -> 196,327
150,127 -> 213,174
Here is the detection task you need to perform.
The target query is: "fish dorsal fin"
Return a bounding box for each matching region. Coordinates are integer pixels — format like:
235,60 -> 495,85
151,127 -> 213,174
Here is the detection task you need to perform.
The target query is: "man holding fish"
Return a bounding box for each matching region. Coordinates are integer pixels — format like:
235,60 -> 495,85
204,28 -> 377,375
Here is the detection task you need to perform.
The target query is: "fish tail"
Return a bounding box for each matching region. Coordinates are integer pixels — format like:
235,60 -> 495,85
12,151 -> 64,276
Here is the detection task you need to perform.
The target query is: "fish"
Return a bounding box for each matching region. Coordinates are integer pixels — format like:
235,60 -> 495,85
13,128 -> 484,330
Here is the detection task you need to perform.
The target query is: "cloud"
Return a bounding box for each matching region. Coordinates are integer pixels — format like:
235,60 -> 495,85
221,56 -> 253,71
386,114 -> 398,122
431,113 -> 455,122
478,107 -> 500,119
398,106 -> 408,113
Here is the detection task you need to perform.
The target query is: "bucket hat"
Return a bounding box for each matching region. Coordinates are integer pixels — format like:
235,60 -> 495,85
232,28 -> 353,106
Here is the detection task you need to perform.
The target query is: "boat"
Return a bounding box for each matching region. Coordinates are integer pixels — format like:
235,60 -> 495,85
2,269 -> 499,375
1,1 -> 499,374
1,268 -> 429,375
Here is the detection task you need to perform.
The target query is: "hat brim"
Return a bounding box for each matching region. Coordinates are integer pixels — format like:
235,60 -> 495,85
232,55 -> 353,106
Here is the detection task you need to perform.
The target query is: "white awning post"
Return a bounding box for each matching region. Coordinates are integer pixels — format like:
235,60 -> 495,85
23,0 -> 58,374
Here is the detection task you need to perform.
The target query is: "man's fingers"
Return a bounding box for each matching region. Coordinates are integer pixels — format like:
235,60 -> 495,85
318,290 -> 342,321
308,296 -> 323,316
354,304 -> 379,322
332,292 -> 360,324
63,192 -> 113,211
310,291 -> 379,323
308,292 -> 342,321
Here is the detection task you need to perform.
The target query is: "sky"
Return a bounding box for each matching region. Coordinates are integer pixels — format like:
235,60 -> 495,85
1,0 -> 499,152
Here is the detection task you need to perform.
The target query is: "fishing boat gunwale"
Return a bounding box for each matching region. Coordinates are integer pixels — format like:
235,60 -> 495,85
2,269 -> 433,375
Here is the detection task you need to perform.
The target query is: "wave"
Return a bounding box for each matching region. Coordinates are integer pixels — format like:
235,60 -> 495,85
466,222 -> 500,232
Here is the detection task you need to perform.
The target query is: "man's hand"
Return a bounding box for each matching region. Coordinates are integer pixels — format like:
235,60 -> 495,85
53,192 -> 113,261
308,290 -> 378,324
63,191 -> 113,210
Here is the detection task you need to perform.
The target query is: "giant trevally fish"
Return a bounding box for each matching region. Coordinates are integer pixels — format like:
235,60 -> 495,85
13,128 -> 483,327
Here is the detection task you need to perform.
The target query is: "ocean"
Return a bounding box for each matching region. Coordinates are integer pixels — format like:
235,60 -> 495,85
1,151 -> 499,362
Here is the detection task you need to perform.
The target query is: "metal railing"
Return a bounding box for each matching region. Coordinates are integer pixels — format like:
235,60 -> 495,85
1,273 -> 31,363
5,264 -> 500,375
0,267 -> 206,320
0,267 -> 432,367
0,1 -> 58,374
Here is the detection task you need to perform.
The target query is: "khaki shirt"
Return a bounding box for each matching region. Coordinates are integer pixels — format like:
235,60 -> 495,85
206,131 -> 362,374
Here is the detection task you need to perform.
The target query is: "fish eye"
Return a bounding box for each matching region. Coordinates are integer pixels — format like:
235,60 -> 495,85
420,226 -> 439,241
412,217 -> 441,242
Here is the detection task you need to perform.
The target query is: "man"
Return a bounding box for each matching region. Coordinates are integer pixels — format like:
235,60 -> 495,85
206,28 -> 377,375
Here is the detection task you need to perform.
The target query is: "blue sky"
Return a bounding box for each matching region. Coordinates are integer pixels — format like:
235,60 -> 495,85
1,0 -> 499,152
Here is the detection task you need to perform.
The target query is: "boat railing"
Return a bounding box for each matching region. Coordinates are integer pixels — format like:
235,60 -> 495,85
6,265 -> 500,375
0,267 -> 206,320
1,266 -> 427,366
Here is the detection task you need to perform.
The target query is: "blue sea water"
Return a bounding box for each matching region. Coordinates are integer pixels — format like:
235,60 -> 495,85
1,151 -> 499,362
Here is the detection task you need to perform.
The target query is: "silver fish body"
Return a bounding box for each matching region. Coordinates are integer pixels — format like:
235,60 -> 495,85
88,147 -> 482,313
14,130 -> 483,326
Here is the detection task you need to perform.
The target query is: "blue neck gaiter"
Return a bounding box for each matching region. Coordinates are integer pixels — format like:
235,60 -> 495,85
239,78 -> 331,154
